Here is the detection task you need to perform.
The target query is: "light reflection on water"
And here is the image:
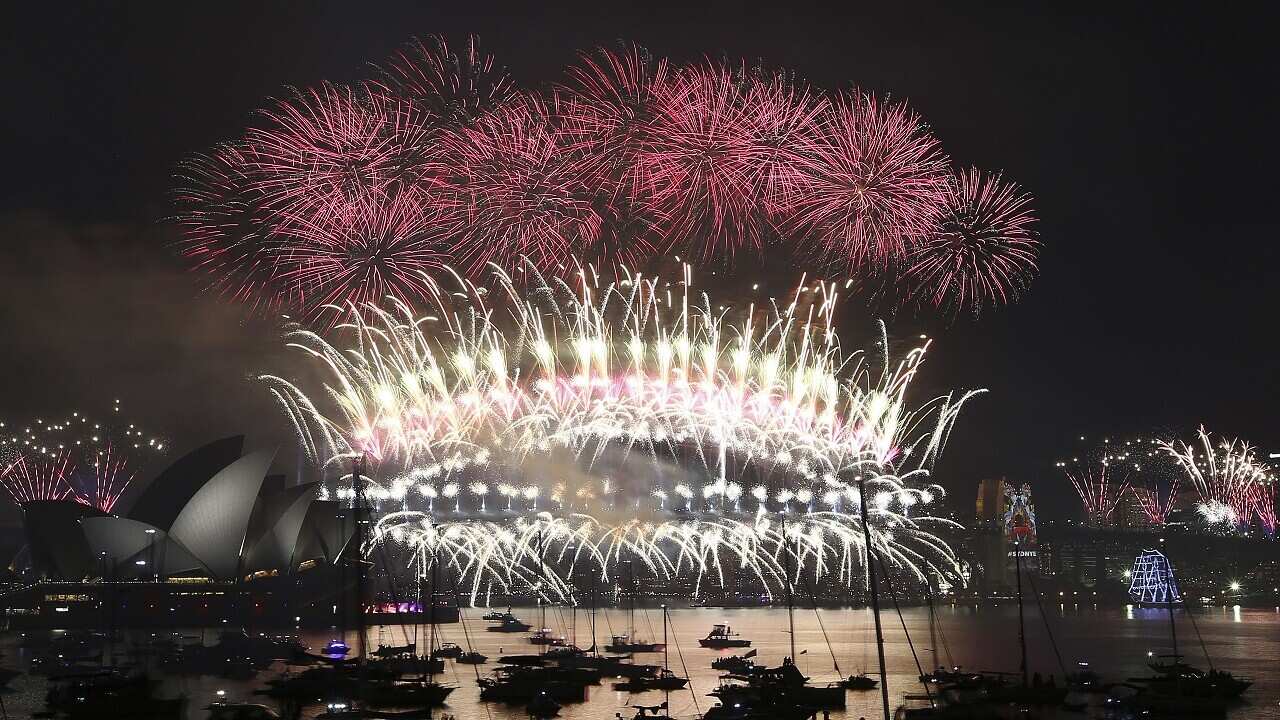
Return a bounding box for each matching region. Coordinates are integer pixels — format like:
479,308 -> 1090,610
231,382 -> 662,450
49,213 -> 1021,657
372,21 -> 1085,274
1,605 -> 1276,719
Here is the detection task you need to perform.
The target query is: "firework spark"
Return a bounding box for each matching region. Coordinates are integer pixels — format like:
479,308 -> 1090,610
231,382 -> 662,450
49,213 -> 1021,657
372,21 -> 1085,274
1058,438 -> 1137,526
902,168 -> 1040,316
1161,427 -> 1275,532
245,82 -> 430,220
433,97 -> 606,275
264,266 -> 982,601
272,188 -> 451,317
176,39 -> 1041,319
0,402 -> 165,511
781,93 -> 950,268
377,35 -> 516,127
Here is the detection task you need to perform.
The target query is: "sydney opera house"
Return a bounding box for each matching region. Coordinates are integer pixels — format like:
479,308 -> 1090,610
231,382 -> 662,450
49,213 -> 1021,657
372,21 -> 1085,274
3,437 -> 366,628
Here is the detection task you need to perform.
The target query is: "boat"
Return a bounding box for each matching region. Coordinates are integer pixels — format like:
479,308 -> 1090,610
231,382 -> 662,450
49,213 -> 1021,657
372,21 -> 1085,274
46,668 -> 186,719
627,703 -> 675,720
322,639 -> 351,656
842,671 -> 879,690
614,668 -> 689,692
615,605 -> 688,694
604,633 -> 664,654
457,650 -> 488,665
699,623 -> 751,648
605,561 -> 665,653
528,628 -> 568,646
1064,660 -> 1104,691
360,678 -> 454,707
206,701 -> 282,719
431,642 -> 463,659
483,608 -> 512,621
371,642 -> 414,658
711,650 -> 757,674
713,657 -> 846,710
526,689 -> 562,717
486,616 -> 533,633
477,666 -> 589,703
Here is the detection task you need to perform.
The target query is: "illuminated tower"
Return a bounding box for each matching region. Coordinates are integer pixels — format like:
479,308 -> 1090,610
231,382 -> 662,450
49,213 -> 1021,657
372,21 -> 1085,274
1128,549 -> 1181,604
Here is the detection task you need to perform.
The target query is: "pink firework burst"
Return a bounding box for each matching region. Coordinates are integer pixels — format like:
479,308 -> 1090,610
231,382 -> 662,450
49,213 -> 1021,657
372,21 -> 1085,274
1131,481 -> 1180,526
636,62 -> 766,260
1,450 -> 74,505
556,45 -> 671,266
434,97 -> 604,276
73,444 -> 135,513
377,35 -> 515,126
271,187 -> 451,319
901,167 -> 1040,317
557,44 -> 669,200
782,93 -> 950,268
245,82 -> 431,221
173,143 -> 285,312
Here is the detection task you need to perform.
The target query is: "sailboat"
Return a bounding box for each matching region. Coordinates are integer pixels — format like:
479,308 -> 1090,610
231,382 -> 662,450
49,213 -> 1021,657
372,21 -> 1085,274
605,561 -> 665,653
613,605 -> 688,692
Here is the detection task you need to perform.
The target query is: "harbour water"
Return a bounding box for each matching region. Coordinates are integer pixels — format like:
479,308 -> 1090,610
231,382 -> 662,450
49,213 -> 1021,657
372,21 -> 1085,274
2,604 -> 1276,719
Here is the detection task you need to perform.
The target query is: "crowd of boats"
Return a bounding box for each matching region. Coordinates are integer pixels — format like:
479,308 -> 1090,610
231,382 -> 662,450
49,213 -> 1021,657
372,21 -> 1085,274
0,596 -> 1257,720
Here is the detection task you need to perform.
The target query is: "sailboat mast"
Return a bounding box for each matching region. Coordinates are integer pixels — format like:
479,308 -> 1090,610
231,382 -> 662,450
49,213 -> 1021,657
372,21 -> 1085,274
353,454 -> 368,702
783,516 -> 796,660
1014,539 -> 1028,688
428,528 -> 437,682
857,476 -> 891,720
663,604 -> 669,671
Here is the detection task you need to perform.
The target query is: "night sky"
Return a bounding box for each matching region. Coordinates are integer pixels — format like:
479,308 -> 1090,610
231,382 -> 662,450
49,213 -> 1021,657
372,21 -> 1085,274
2,3 -> 1276,522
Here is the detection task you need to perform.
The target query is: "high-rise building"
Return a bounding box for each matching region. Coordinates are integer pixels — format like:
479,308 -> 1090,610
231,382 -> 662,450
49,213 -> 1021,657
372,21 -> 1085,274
976,477 -> 1006,522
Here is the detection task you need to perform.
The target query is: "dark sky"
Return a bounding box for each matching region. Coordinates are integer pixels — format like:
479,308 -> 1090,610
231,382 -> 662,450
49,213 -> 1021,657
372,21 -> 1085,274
2,3 -> 1276,521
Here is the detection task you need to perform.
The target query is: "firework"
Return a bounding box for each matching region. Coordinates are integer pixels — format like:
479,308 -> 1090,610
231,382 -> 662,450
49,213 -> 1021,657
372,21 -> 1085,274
902,168 -> 1040,316
264,265 -> 982,601
433,97 -> 606,275
245,83 -> 430,220
177,38 -> 1041,318
556,45 -> 670,266
1161,427 -> 1275,532
1131,481 -> 1180,526
556,44 -> 669,201
0,451 -> 73,504
781,93 -> 950,268
636,62 -> 819,259
271,188 -> 451,316
1057,438 -> 1139,526
0,402 -> 165,511
173,143 -> 283,312
377,35 -> 515,126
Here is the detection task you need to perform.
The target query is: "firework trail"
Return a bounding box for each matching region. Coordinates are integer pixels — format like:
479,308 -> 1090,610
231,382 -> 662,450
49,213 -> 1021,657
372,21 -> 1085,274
1132,481 -> 1180,526
0,402 -> 165,511
264,265 -> 982,601
176,38 -> 1042,320
1058,438 -> 1138,526
1161,427 -> 1275,532
73,444 -> 136,513
902,168 -> 1040,317
0,451 -> 73,505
